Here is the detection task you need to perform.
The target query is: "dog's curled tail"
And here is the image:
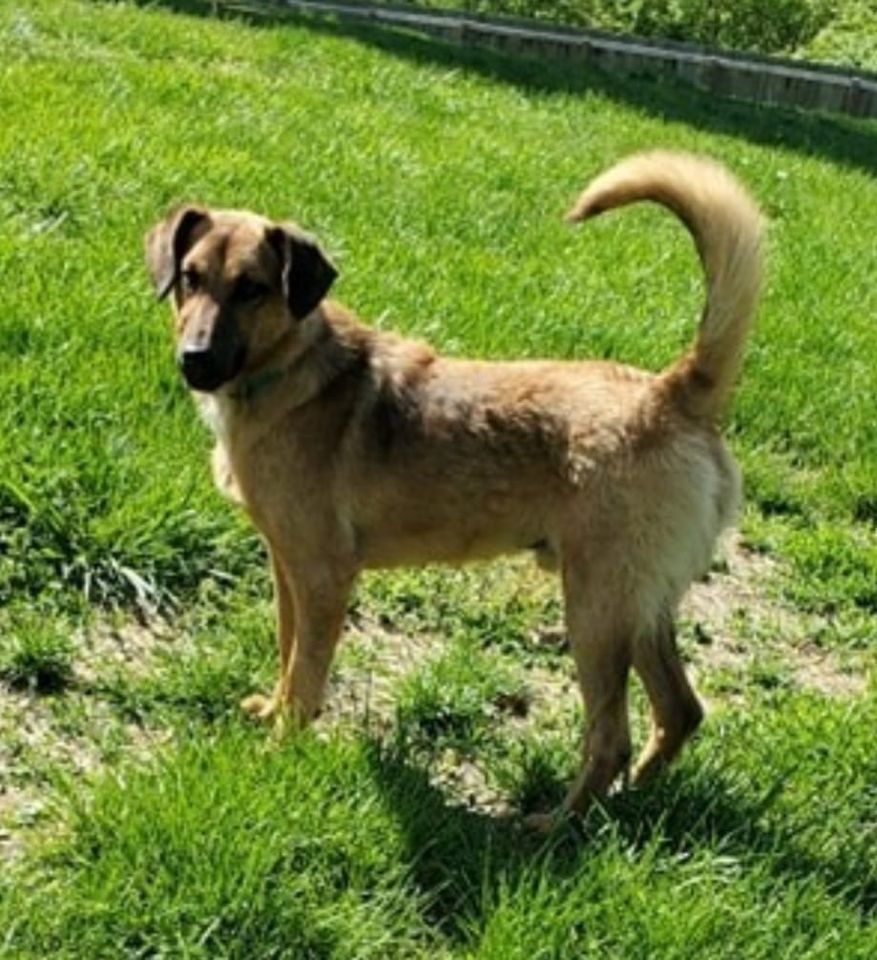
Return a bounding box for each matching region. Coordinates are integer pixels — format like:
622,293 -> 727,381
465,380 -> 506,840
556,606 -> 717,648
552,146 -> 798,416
567,150 -> 764,421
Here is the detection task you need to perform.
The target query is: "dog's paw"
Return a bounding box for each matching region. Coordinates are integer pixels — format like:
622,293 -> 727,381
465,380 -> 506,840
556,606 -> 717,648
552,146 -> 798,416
521,810 -> 561,835
240,692 -> 278,721
271,709 -> 294,741
271,699 -> 317,740
521,806 -> 579,835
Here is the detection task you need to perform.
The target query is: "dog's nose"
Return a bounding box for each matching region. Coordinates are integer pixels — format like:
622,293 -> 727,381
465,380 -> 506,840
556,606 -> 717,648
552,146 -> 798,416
178,347 -> 222,392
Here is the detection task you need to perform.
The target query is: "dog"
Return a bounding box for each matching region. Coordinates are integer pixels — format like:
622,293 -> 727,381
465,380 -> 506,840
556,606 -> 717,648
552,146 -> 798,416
145,151 -> 763,825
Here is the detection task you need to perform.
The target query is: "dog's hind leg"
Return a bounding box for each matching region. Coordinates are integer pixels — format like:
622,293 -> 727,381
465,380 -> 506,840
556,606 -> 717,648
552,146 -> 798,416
527,564 -> 634,830
241,548 -> 297,722
631,610 -> 704,785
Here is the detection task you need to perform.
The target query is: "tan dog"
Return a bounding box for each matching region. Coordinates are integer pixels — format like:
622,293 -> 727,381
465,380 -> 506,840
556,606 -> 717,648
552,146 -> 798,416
146,151 -> 763,824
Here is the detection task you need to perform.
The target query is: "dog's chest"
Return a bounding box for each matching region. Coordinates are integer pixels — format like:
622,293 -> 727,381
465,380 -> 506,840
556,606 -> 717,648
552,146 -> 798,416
197,393 -> 233,444
197,394 -> 245,505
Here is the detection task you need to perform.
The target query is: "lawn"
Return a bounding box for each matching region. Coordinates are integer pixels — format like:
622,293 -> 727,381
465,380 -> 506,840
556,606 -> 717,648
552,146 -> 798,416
0,1 -> 875,957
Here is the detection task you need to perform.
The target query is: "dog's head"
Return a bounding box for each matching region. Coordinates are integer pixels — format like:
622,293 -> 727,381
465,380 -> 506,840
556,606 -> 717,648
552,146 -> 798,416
145,206 -> 337,392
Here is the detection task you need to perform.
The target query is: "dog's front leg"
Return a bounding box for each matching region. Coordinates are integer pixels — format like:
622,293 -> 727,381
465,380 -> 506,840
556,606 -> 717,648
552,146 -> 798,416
272,563 -> 354,736
241,549 -> 296,722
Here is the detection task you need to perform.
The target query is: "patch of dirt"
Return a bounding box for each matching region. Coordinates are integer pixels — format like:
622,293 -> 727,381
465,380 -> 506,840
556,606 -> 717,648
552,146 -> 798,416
1,535 -> 869,851
0,787 -> 33,863
324,606 -> 575,817
320,536 -> 870,817
327,537 -> 865,734
0,618 -> 175,862
75,618 -> 173,684
322,608 -> 438,733
681,533 -> 866,701
427,748 -> 516,819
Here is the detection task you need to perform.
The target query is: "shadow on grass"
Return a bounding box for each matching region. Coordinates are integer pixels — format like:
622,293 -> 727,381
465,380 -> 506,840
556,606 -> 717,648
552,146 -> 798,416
363,741 -> 876,943
135,0 -> 877,175
362,738 -> 583,942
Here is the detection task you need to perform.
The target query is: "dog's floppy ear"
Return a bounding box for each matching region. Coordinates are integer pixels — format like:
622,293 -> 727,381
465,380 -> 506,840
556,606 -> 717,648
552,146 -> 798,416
145,205 -> 209,301
266,223 -> 338,320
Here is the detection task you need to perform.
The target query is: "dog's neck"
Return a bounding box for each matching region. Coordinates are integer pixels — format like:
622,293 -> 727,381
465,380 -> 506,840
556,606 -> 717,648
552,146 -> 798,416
229,365 -> 286,403
195,303 -> 367,443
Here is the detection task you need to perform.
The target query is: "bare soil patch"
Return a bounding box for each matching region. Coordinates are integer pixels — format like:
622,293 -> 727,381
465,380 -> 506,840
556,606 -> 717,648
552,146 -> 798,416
1,534 -> 869,849
682,533 -> 866,701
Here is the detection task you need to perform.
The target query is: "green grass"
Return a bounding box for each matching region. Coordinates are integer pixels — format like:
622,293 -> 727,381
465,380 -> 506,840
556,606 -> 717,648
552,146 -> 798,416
0,609 -> 76,694
0,0 -> 875,956
3,696 -> 876,958
2,0 -> 877,630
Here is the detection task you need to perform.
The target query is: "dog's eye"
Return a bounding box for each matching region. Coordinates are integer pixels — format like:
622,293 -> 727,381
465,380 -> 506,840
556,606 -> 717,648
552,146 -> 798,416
181,269 -> 201,296
233,276 -> 270,304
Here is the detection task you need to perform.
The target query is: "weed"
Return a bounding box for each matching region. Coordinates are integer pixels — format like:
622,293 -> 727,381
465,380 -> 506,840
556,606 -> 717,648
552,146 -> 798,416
0,614 -> 75,694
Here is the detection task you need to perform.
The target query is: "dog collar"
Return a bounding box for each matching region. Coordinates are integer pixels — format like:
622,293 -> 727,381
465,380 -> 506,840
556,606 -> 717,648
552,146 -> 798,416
231,367 -> 285,402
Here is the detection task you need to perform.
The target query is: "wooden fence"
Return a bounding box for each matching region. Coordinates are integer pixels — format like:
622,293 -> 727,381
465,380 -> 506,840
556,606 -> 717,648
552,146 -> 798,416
281,0 -> 877,118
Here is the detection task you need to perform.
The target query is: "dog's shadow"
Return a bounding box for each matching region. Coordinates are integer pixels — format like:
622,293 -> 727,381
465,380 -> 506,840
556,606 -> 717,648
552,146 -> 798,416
362,740 -> 876,942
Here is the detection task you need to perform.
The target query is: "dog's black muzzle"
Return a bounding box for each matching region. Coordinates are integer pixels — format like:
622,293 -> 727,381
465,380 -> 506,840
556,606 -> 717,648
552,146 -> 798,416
177,309 -> 245,392
178,347 -> 226,392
